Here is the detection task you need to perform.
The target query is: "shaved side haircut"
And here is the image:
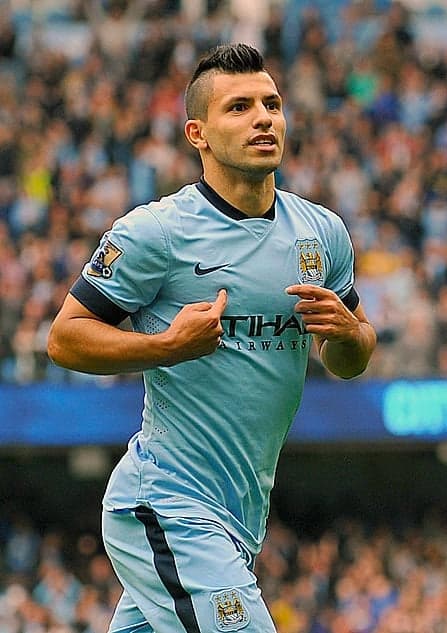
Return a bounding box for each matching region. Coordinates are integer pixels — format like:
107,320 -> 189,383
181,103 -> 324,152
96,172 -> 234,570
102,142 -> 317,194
185,43 -> 266,121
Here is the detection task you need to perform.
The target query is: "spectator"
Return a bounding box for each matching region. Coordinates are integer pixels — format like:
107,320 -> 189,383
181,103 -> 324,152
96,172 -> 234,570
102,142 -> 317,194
0,0 -> 445,384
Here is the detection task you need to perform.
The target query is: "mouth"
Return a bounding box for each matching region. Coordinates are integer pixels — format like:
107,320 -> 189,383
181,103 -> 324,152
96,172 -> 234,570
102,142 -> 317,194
248,134 -> 277,149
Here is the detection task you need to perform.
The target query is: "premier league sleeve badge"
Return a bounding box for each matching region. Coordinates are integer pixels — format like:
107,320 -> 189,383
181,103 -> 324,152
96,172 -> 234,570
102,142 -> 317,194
87,238 -> 123,279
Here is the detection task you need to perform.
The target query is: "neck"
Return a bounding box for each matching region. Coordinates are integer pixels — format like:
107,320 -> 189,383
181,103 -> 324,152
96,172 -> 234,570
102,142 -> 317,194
202,168 -> 276,218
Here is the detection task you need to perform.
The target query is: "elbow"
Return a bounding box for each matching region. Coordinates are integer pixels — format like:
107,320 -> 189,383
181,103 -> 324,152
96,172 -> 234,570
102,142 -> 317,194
337,365 -> 367,380
335,351 -> 374,380
47,325 -> 67,368
325,350 -> 373,380
326,363 -> 366,380
47,321 -> 102,374
47,338 -> 61,367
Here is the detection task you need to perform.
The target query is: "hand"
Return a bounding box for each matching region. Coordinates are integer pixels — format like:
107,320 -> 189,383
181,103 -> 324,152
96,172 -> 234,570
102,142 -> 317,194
162,289 -> 228,364
286,284 -> 360,343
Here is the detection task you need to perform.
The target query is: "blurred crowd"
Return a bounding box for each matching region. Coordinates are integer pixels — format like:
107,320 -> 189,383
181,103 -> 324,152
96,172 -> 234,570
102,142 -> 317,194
257,510 -> 447,633
0,514 -> 123,633
4,508 -> 447,632
1,0 -> 447,383
3,5 -> 447,632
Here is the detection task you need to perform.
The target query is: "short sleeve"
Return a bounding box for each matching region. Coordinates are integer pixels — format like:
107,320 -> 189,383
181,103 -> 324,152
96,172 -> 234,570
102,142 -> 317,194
79,205 -> 169,314
324,211 -> 355,302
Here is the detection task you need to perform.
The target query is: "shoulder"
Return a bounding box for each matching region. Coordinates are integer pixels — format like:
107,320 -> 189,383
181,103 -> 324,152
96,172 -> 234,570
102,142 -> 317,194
112,183 -> 198,239
276,189 -> 347,230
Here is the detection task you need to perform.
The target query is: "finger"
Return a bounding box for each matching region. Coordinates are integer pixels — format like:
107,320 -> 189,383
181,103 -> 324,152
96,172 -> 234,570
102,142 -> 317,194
299,312 -> 329,324
285,284 -> 332,299
295,298 -> 332,314
210,288 -> 228,316
190,301 -> 214,311
301,323 -> 328,335
296,301 -> 317,315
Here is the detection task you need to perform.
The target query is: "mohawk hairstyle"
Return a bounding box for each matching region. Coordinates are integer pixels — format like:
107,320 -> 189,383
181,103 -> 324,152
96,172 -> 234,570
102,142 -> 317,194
185,43 -> 266,120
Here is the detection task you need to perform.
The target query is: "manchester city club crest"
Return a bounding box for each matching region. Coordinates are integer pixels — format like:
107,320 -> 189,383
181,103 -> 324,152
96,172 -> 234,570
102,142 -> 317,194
87,238 -> 123,279
211,589 -> 250,631
295,238 -> 324,285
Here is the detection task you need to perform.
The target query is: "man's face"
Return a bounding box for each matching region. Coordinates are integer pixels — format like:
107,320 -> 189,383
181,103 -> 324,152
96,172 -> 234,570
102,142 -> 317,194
198,71 -> 286,180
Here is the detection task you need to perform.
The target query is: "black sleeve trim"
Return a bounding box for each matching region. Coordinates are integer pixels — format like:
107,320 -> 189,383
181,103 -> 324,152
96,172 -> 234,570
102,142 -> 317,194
70,276 -> 131,325
342,287 -> 360,312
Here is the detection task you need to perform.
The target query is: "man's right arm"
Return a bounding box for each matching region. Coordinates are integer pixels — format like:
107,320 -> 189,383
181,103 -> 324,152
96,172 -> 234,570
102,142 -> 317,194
47,290 -> 227,375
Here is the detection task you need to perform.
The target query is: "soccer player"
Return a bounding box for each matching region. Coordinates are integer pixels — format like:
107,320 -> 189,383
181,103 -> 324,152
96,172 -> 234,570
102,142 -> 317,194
48,44 -> 376,633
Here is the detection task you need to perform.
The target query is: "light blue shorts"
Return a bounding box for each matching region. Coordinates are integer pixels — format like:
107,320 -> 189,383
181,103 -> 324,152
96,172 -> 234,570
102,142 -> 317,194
102,506 -> 276,633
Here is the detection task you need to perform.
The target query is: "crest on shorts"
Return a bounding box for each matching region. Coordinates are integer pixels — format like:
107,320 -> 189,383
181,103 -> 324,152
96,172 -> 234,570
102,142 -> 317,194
87,238 -> 122,279
296,238 -> 324,285
211,589 -> 250,631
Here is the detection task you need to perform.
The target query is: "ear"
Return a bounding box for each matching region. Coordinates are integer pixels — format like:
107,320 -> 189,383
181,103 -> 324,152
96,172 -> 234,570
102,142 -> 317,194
184,119 -> 208,150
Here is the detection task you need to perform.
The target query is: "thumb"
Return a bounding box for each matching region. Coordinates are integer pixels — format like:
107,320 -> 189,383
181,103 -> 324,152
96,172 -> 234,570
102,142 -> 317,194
211,288 -> 228,316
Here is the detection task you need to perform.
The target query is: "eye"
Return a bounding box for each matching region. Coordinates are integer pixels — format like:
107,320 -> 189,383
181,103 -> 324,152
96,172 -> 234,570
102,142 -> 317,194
231,103 -> 248,112
266,101 -> 281,111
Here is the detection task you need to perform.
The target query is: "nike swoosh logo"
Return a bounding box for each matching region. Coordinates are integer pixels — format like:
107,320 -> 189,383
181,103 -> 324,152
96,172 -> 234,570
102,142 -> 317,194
194,263 -> 229,276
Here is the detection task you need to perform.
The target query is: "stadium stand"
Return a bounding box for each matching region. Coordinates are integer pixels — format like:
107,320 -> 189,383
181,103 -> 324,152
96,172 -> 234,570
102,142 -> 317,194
1,0 -> 447,631
0,0 -> 446,383
3,504 -> 447,632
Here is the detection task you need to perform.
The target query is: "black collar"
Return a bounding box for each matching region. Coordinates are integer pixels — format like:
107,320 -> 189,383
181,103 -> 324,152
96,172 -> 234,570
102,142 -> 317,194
197,177 -> 275,221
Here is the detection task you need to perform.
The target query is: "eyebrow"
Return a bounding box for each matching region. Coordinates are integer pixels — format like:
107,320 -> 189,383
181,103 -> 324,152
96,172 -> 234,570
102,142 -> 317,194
224,93 -> 282,105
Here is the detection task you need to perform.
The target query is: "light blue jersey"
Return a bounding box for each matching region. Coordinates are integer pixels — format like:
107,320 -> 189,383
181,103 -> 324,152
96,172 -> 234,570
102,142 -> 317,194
72,179 -> 356,555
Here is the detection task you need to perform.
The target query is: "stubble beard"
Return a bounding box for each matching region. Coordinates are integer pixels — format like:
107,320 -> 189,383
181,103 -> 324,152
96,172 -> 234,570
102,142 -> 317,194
223,149 -> 282,183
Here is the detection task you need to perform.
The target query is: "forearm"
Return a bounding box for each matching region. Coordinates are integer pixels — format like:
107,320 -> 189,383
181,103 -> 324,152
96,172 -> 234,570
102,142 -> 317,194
48,316 -> 172,374
48,290 -> 227,375
318,321 -> 376,379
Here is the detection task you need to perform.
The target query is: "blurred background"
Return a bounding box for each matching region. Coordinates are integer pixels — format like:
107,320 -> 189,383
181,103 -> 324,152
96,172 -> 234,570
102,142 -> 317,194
1,0 -> 447,631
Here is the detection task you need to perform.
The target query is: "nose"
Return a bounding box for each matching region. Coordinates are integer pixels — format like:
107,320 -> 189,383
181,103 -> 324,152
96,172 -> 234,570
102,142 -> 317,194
252,103 -> 273,129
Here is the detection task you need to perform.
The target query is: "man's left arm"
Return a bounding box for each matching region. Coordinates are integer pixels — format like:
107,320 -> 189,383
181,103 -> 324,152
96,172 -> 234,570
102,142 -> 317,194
286,284 -> 376,379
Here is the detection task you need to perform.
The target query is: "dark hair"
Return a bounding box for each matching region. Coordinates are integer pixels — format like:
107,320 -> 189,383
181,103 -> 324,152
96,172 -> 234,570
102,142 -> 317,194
185,43 -> 266,120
